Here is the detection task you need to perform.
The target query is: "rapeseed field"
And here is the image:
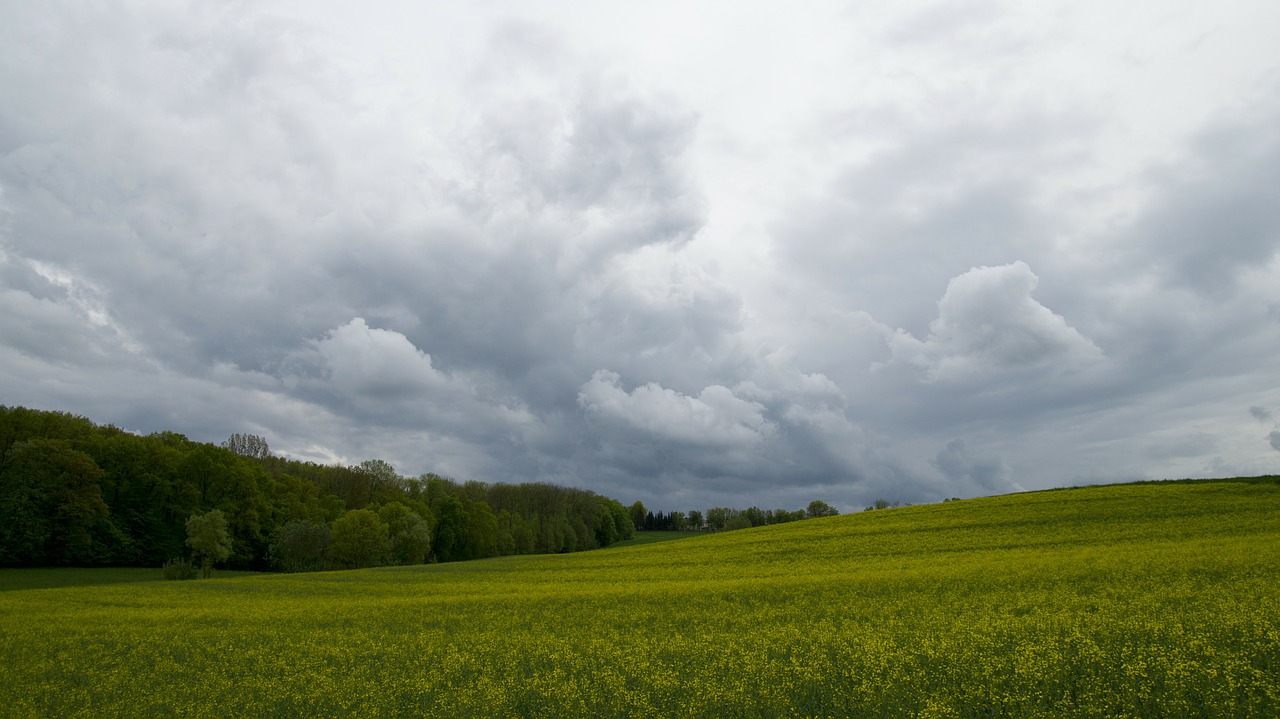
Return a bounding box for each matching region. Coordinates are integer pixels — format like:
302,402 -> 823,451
1,478 -> 1277,718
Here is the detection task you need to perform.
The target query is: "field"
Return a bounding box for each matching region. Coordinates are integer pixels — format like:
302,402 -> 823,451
1,478 -> 1277,718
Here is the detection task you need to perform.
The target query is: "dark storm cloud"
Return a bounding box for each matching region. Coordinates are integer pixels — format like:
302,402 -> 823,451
3,1 -> 1278,512
933,438 -> 1021,495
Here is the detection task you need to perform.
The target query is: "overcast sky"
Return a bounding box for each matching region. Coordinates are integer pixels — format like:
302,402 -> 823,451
3,0 -> 1279,512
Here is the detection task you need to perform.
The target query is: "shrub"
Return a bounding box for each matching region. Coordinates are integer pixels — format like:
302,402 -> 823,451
162,557 -> 199,580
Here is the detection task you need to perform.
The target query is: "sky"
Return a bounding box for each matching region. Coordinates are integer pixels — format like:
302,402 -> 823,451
2,0 -> 1279,512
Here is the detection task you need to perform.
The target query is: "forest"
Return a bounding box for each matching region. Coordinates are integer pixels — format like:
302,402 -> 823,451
0,405 -> 840,573
0,405 -> 635,570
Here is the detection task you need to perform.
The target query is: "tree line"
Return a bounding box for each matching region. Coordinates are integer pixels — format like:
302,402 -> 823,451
629,499 -> 839,532
0,406 -> 633,572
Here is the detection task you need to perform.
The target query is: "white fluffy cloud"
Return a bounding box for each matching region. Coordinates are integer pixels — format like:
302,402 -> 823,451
308,318 -> 452,399
887,261 -> 1104,383
578,370 -> 774,448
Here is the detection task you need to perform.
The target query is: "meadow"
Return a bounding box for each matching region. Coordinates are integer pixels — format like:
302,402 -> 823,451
1,478 -> 1277,718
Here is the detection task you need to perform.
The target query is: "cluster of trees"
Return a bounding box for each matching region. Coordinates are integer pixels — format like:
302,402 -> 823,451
0,406 -> 633,572
629,499 -> 839,532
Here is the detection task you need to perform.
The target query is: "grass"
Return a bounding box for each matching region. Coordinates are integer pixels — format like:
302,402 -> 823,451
0,567 -> 260,592
606,530 -> 699,547
1,477 -> 1277,718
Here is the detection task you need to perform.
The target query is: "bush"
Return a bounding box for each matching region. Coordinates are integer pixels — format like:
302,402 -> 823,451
163,557 -> 199,580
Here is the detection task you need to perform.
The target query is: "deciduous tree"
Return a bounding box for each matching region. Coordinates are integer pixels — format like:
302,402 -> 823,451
186,509 -> 232,578
328,509 -> 390,569
806,500 -> 839,518
269,519 -> 331,572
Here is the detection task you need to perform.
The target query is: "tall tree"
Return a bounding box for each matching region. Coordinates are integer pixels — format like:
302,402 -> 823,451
269,519 -> 331,572
432,495 -> 469,562
686,509 -> 704,530
186,509 -> 232,578
378,502 -> 432,565
0,439 -> 113,566
628,501 -> 647,531
328,509 -> 391,569
222,433 -> 270,460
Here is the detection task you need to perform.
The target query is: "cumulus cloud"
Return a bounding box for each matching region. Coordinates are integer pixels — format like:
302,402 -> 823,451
887,261 -> 1103,383
306,318 -> 452,399
578,370 -> 774,448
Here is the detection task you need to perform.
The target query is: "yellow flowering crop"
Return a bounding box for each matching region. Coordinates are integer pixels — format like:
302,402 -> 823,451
1,479 -> 1277,717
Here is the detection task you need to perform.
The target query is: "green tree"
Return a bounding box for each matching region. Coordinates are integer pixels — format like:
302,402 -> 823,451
378,502 -> 432,565
433,495 -> 469,562
686,509 -> 704,530
466,499 -> 499,559
186,509 -> 232,578
706,507 -> 732,531
609,501 -> 634,541
269,519 -> 331,572
806,500 -> 839,518
328,509 -> 391,569
0,439 -> 112,566
628,501 -> 647,531
668,510 -> 686,531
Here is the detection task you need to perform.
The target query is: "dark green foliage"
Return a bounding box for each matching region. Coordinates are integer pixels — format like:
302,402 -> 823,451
432,495 -> 469,563
686,509 -> 704,529
269,519 -> 331,572
328,509 -> 390,569
805,500 -> 839,518
186,509 -> 232,578
648,502 -> 836,532
0,405 -> 635,571
378,502 -> 431,565
0,439 -> 115,566
628,501 -> 647,531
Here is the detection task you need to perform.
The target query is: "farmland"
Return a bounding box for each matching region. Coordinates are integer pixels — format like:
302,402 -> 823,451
1,478 -> 1277,718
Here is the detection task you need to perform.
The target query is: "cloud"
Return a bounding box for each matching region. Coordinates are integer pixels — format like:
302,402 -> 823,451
578,370 -> 774,448
3,1 -> 1279,513
1269,431 -> 1280,453
933,438 -> 1022,495
886,261 -> 1104,383
1251,406 -> 1273,422
306,318 -> 452,400
1127,114 -> 1280,297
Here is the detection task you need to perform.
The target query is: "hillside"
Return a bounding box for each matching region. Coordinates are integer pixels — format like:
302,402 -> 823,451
1,478 -> 1277,718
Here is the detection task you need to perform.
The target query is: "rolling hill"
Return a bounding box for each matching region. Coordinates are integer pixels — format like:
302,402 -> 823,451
1,477 -> 1277,717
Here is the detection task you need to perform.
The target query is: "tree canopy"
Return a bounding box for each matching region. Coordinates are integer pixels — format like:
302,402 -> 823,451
186,509 -> 231,578
0,405 -> 638,571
